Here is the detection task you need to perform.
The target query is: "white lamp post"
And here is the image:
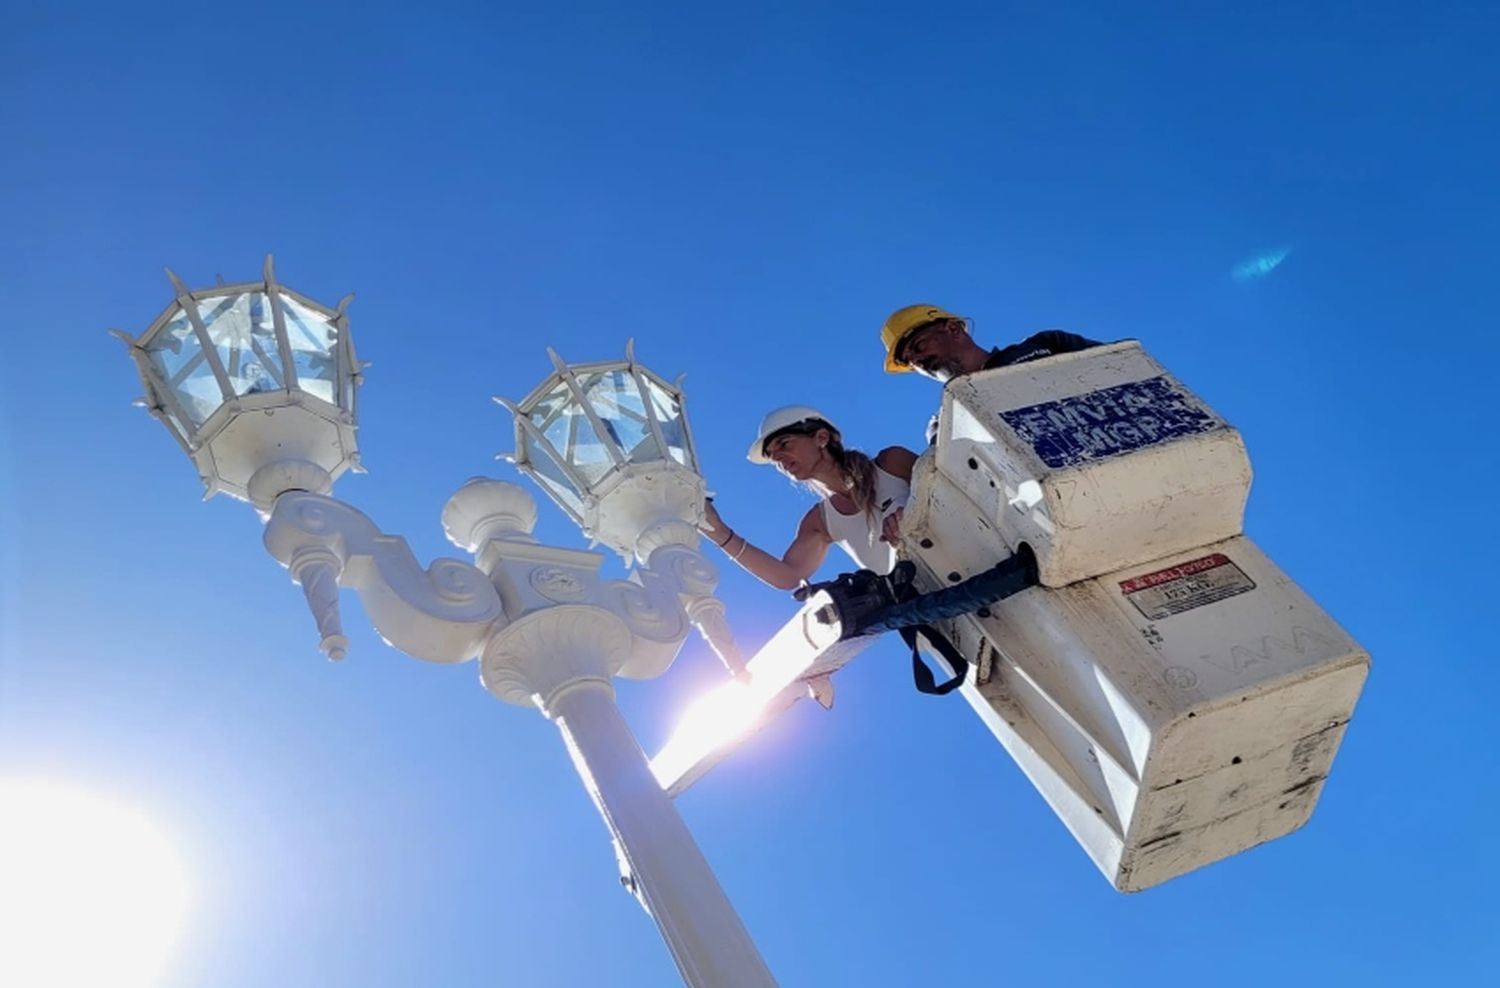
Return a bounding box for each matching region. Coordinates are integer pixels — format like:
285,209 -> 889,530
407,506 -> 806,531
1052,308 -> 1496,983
116,260 -> 776,988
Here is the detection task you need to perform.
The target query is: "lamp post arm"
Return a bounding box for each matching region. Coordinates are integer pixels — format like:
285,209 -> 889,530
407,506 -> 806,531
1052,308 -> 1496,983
264,491 -> 504,663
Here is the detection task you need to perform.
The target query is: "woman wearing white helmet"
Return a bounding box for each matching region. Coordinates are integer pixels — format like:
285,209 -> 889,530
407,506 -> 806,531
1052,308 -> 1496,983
701,406 -> 917,590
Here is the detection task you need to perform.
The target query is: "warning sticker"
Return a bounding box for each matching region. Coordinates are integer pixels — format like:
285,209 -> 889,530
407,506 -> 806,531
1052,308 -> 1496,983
1119,553 -> 1255,620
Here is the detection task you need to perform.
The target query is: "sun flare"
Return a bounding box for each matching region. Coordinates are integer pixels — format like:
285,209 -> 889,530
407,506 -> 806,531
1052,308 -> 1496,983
0,779 -> 191,988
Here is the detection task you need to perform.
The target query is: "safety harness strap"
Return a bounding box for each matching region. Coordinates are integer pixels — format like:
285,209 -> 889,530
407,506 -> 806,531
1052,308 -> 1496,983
898,625 -> 969,695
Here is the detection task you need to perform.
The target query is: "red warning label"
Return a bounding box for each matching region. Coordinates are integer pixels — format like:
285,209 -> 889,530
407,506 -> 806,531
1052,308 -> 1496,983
1119,553 -> 1255,620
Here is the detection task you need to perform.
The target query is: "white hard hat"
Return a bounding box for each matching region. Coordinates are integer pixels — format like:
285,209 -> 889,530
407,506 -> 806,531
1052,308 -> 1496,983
747,405 -> 835,464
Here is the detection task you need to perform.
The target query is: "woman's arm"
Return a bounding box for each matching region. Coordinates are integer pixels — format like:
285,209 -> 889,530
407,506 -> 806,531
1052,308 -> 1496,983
874,445 -> 918,544
702,501 -> 832,591
874,445 -> 918,481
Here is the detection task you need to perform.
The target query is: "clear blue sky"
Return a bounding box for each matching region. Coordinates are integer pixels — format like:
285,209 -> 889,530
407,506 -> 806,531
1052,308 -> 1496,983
3,2 -> 1497,985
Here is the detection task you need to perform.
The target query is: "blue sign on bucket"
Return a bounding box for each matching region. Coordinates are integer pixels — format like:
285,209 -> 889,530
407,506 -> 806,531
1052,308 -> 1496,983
1000,377 -> 1221,469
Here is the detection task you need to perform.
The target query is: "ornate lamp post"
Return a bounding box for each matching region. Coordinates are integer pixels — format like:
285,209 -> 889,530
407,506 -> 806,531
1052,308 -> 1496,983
116,260 -> 776,988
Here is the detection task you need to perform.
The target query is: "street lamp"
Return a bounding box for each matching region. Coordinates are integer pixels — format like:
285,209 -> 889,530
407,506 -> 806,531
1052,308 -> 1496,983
116,260 -> 777,988
110,257 -> 360,509
499,343 -> 747,679
501,341 -> 698,560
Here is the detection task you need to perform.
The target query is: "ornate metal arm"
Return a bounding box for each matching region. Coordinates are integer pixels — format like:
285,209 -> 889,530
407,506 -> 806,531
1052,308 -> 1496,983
263,491 -> 505,663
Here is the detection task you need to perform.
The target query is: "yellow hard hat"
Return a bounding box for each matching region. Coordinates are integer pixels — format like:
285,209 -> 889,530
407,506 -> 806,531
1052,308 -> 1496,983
881,303 -> 960,373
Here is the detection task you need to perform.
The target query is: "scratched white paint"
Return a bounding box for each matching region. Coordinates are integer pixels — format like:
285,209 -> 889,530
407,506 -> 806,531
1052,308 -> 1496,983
936,341 -> 1253,587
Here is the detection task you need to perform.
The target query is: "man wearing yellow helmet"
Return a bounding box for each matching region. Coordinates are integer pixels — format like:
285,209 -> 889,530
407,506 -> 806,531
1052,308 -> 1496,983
881,304 -> 1101,383
877,305 -> 1104,541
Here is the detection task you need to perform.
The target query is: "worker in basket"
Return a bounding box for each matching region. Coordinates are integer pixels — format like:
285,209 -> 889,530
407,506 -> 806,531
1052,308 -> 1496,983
700,405 -> 917,590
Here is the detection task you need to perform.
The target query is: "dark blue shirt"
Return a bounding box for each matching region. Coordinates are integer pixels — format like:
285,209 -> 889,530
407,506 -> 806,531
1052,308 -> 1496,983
926,330 -> 1106,444
982,330 -> 1102,369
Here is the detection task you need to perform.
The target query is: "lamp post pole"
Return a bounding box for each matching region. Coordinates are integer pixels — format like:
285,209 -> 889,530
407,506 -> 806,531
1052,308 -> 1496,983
117,261 -> 775,987
447,480 -> 777,987
548,679 -> 772,986
463,491 -> 774,986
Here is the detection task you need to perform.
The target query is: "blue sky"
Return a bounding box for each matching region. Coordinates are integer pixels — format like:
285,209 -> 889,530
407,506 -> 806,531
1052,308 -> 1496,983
3,2 -> 1498,985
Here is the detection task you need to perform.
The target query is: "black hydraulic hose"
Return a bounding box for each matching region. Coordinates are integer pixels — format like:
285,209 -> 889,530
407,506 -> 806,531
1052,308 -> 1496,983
852,548 -> 1039,637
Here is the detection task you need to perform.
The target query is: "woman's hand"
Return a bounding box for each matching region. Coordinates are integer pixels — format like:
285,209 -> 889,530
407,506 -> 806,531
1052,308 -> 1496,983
880,506 -> 905,545
701,498 -> 730,541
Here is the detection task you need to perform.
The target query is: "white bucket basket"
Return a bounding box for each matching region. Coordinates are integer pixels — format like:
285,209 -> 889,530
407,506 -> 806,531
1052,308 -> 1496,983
902,342 -> 1369,890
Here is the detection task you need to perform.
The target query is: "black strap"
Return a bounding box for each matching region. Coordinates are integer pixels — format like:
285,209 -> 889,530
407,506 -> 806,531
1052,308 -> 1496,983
897,624 -> 969,695
797,555 -> 1035,698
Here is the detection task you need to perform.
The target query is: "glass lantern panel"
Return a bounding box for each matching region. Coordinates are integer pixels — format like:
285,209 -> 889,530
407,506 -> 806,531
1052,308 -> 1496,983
528,382 -> 616,486
529,384 -> 570,438
522,431 -> 584,518
144,307 -> 225,428
643,377 -> 692,467
579,370 -> 663,465
531,382 -> 575,460
279,294 -> 340,405
196,293 -> 284,398
151,387 -> 190,446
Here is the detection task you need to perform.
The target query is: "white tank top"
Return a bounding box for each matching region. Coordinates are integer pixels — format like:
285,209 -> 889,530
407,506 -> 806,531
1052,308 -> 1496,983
820,465 -> 910,574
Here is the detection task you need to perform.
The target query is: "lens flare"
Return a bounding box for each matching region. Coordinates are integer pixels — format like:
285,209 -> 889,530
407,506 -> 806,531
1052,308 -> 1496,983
0,779 -> 191,988
1232,247 -> 1291,282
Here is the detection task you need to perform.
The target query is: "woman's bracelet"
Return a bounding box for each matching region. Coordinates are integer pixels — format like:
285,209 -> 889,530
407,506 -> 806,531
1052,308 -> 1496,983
732,534 -> 749,561
714,528 -> 734,548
